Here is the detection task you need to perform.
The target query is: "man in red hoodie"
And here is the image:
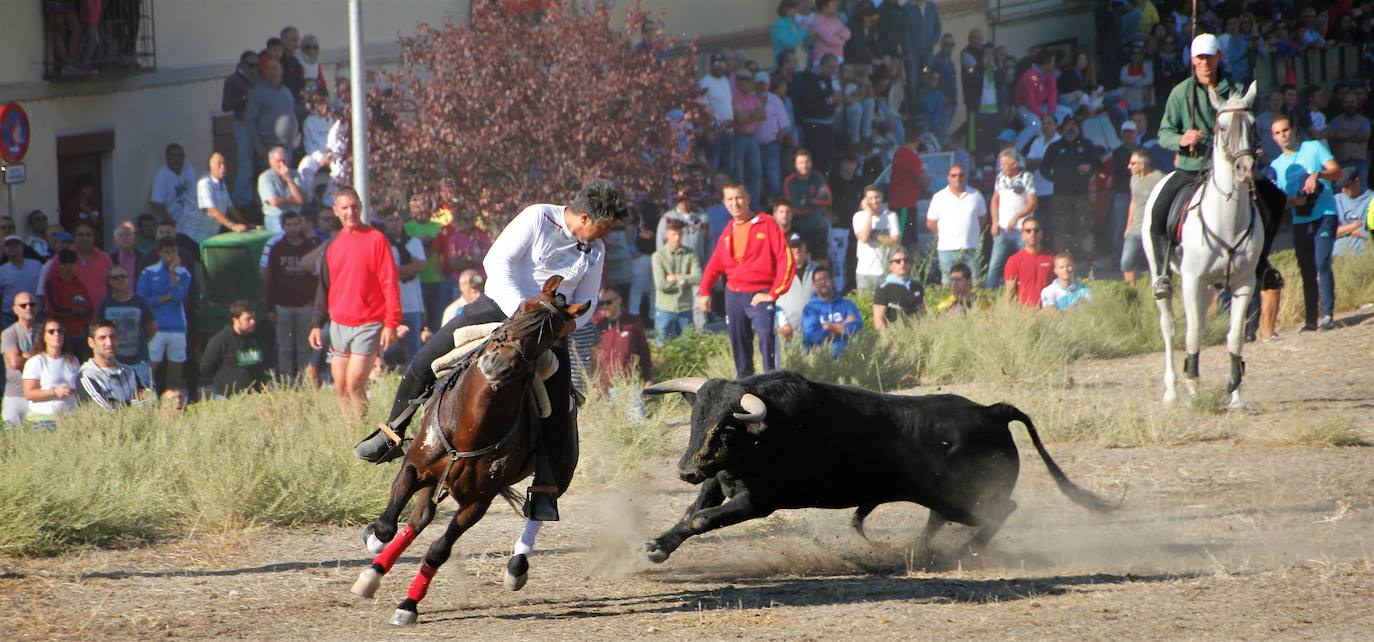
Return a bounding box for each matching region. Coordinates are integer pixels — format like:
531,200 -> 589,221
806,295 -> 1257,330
308,188 -> 402,418
699,182 -> 795,378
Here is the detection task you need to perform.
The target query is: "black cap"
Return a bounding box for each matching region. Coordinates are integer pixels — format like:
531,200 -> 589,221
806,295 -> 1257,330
787,232 -> 804,248
710,52 -> 727,64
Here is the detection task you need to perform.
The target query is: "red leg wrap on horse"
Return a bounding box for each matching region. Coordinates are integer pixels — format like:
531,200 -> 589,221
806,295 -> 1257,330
374,525 -> 417,572
406,563 -> 438,602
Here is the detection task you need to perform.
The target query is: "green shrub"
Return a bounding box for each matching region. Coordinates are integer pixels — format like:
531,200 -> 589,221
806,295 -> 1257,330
1273,248 -> 1374,327
652,329 -> 731,380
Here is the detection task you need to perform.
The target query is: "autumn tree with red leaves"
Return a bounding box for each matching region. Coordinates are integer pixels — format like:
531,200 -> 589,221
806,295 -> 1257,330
360,2 -> 707,228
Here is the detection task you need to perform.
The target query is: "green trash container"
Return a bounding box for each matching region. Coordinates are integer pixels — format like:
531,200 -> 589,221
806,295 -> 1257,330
196,229 -> 278,335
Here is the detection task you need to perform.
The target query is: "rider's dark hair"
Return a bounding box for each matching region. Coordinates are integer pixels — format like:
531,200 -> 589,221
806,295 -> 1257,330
949,263 -> 972,279
571,180 -> 630,224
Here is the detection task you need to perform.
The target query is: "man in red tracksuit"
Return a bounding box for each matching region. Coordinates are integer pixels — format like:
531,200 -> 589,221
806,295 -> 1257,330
308,187 -> 402,419
698,182 -> 795,378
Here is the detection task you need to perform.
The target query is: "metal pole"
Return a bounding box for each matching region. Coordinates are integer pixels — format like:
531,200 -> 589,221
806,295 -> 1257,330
5,183 -> 13,221
348,0 -> 371,222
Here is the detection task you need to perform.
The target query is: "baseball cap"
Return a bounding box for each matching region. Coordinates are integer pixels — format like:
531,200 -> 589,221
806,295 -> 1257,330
786,232 -> 804,248
56,232 -> 74,242
1120,120 -> 1138,133
754,70 -> 770,84
997,128 -> 1017,142
1191,33 -> 1220,57
709,52 -> 727,64
3,235 -> 21,244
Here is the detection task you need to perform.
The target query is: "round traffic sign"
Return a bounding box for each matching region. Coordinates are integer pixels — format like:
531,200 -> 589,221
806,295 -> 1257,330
1,102 -> 31,165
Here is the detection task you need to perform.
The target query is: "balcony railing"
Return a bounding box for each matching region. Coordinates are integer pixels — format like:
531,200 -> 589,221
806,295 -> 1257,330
42,0 -> 157,80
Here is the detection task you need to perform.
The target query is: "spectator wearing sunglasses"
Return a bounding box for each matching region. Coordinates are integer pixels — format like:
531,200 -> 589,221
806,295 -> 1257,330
97,265 -> 157,391
592,287 -> 653,388
2,292 -> 41,426
297,34 -> 329,99
926,163 -> 988,286
0,236 -> 43,328
22,319 -> 81,429
1002,218 -> 1056,308
872,249 -> 925,333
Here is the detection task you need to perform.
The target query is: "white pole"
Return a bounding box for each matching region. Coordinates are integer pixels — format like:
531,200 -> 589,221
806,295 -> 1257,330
348,0 -> 371,221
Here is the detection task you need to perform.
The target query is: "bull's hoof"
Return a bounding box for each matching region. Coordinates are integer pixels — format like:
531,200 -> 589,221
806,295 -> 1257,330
643,541 -> 669,564
351,566 -> 382,600
361,524 -> 387,555
388,607 -> 418,626
503,553 -> 529,591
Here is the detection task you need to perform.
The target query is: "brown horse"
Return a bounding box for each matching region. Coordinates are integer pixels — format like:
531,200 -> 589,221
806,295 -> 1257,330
350,275 -> 587,626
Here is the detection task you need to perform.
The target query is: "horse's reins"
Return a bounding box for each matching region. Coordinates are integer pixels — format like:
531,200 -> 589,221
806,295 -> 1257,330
425,305 -> 562,506
1195,106 -> 1260,287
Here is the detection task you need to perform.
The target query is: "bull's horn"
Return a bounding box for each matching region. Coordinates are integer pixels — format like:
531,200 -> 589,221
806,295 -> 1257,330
643,377 -> 707,395
733,393 -> 767,422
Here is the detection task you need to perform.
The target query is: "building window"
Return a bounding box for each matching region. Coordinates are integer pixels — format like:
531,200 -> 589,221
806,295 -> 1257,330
43,0 -> 157,80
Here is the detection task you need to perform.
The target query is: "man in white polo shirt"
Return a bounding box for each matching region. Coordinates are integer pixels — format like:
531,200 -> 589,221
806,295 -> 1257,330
926,163 -> 989,285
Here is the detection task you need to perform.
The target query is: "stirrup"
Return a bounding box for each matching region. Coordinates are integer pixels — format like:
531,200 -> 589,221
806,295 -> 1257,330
523,487 -> 560,521
1152,274 -> 1173,299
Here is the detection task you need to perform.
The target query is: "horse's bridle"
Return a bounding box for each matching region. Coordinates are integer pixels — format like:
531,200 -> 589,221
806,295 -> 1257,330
1209,107 -> 1257,202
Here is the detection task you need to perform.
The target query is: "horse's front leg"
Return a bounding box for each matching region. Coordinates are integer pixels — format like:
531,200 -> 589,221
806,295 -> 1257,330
1225,279 -> 1254,410
1180,275 -> 1208,401
389,497 -> 494,626
1155,296 -> 1178,404
353,483 -> 437,599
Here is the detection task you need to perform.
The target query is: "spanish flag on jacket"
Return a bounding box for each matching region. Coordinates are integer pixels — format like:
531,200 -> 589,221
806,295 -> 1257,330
699,213 -> 795,299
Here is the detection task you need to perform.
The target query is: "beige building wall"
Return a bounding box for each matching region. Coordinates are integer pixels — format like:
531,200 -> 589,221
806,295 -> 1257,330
0,0 -> 467,239
1,0 -> 1093,239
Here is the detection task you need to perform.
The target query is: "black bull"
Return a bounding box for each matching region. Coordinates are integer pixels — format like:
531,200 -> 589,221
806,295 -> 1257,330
641,371 -> 1116,564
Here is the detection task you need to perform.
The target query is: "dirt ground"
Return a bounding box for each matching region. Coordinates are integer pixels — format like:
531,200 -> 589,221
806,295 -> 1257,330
3,314 -> 1373,641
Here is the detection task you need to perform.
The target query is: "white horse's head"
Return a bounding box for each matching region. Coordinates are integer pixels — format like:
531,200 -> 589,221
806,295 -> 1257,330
1208,81 -> 1260,184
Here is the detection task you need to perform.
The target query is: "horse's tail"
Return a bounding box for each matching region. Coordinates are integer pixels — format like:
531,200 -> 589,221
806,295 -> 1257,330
498,487 -> 526,516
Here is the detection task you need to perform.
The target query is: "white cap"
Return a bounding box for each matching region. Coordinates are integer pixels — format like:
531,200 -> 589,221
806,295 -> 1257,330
1120,120 -> 1138,132
1191,33 -> 1220,57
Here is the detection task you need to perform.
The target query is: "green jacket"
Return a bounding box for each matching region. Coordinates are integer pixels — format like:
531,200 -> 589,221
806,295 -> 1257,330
652,245 -> 702,313
1158,75 -> 1241,173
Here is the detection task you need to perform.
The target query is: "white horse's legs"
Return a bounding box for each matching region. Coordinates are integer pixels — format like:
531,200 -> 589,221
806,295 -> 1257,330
1156,297 -> 1178,403
503,519 -> 542,591
1180,276 -> 1208,402
1225,281 -> 1254,410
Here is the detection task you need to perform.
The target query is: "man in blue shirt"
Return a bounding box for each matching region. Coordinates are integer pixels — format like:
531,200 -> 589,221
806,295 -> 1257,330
801,265 -> 862,357
1269,116 -> 1342,330
136,237 -> 192,394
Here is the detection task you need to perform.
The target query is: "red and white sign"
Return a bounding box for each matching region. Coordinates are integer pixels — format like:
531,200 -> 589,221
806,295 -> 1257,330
0,102 -> 30,165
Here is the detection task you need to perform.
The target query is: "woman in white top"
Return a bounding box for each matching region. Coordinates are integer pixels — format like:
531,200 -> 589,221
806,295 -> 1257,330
851,185 -> 902,290
22,319 -> 80,428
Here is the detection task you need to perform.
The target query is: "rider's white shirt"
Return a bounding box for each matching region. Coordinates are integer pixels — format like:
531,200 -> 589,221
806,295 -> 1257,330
483,204 -> 604,328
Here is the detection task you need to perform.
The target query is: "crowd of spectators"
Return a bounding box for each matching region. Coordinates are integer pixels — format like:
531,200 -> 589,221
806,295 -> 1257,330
8,4 -> 1374,427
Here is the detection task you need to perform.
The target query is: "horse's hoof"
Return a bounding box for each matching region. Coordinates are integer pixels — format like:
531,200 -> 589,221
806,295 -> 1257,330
388,607 -> 418,626
351,566 -> 382,600
503,553 -> 529,591
362,525 -> 387,555
643,542 -> 669,564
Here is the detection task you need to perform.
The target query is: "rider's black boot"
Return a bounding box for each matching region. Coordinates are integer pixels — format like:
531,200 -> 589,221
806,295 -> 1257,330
355,426 -> 405,464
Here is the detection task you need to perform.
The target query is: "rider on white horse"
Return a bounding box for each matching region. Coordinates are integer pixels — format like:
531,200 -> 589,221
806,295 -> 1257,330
1146,33 -> 1287,299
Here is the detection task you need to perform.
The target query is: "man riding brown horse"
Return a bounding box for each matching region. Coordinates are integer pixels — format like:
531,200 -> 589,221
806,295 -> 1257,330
355,179 -> 630,522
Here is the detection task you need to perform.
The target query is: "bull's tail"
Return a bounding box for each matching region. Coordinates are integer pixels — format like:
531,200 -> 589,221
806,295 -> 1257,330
993,403 -> 1121,513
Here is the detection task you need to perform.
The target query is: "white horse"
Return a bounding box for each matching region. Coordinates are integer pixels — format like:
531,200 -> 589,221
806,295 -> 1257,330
1142,81 -> 1261,409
